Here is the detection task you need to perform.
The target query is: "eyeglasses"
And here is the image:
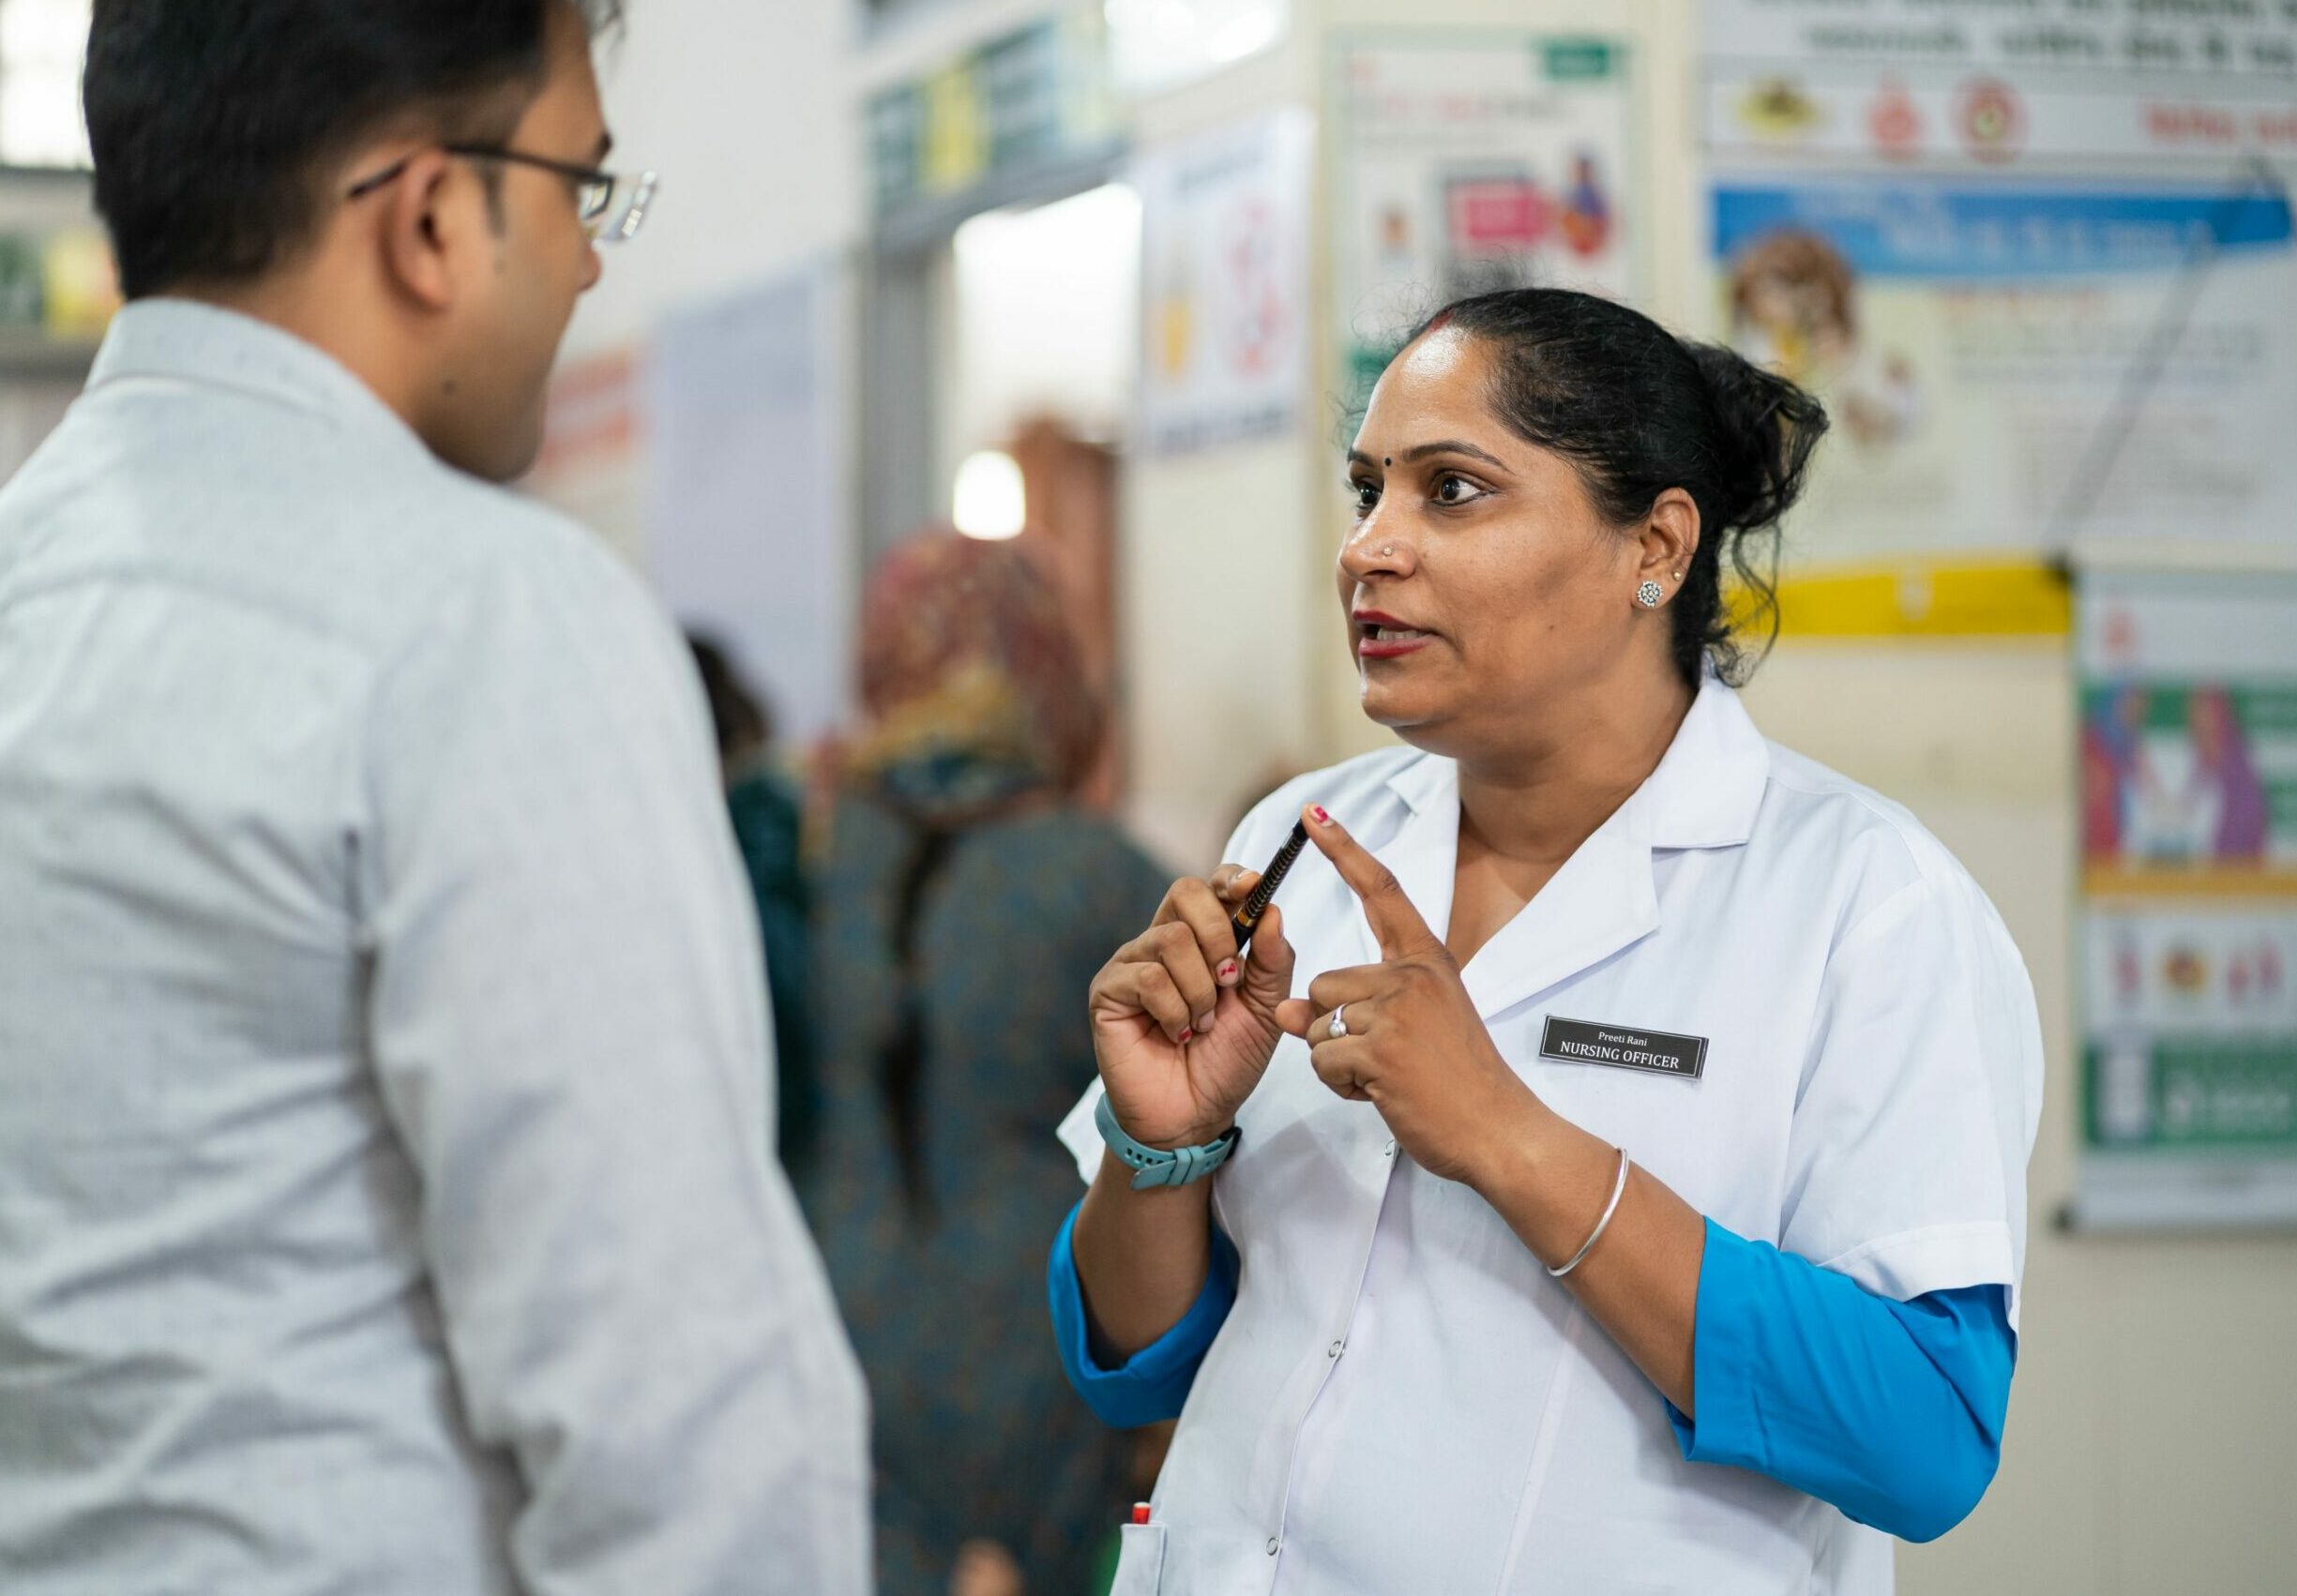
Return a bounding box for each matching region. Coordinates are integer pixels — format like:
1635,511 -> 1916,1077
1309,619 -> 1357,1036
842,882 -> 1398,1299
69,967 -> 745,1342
346,144 -> 657,246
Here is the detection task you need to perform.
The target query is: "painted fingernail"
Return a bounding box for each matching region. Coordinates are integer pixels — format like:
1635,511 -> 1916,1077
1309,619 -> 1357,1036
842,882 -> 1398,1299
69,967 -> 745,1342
1217,959 -> 1240,985
1178,1028 -> 1194,1044
1310,805 -> 1333,826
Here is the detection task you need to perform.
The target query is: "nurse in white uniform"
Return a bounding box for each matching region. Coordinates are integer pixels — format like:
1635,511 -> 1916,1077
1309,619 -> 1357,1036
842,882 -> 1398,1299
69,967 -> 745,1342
1048,288 -> 2043,1594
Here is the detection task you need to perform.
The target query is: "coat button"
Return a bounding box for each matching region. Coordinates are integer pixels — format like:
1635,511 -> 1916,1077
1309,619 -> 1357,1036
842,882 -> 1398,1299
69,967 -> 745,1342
1383,1138 -> 1398,1157
1266,1536 -> 1281,1556
1327,1339 -> 1344,1358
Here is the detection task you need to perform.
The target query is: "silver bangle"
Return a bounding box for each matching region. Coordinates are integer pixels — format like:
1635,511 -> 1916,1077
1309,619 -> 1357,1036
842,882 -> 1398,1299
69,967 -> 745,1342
1548,1148 -> 1631,1279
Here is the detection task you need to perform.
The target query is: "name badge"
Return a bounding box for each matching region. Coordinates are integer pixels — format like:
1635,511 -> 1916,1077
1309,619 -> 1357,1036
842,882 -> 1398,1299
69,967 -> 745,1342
1539,1016 -> 1708,1081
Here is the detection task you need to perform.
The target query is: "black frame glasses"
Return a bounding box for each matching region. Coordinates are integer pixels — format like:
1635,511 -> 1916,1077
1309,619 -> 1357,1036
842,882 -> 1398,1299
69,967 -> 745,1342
346,144 -> 657,246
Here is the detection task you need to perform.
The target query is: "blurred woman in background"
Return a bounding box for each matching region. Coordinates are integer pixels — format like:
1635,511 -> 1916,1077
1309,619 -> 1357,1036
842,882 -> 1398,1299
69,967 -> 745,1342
808,531 -> 1170,1595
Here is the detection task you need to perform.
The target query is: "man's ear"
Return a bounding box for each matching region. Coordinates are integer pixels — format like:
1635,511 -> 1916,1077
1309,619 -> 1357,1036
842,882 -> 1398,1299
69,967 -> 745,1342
375,149 -> 463,312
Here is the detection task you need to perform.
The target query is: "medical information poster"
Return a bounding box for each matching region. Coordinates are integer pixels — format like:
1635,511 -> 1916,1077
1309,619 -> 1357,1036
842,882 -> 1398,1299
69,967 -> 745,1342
1700,0 -> 2297,168
1134,109 -> 1315,457
2073,570 -> 2297,1229
1709,174 -> 2297,562
1331,33 -> 1640,411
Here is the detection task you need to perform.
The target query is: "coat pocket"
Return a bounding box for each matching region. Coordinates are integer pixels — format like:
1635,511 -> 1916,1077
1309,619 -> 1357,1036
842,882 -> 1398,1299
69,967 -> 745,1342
1109,1520 -> 1167,1596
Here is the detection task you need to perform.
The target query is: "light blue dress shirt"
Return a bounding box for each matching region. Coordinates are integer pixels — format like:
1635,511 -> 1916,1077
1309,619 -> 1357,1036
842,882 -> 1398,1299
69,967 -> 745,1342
0,301 -> 870,1594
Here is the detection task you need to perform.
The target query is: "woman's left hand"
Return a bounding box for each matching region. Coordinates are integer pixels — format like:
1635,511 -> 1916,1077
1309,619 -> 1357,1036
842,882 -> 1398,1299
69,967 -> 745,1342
1275,804 -> 1544,1188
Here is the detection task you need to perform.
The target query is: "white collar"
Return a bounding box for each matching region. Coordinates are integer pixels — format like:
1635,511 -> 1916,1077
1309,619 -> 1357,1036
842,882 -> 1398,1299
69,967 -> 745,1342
1365,675 -> 1771,1019
1383,674 -> 1771,851
88,298 -> 431,467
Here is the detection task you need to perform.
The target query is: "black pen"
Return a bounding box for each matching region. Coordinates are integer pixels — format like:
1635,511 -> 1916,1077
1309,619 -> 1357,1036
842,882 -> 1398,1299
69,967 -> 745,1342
1230,821 -> 1309,955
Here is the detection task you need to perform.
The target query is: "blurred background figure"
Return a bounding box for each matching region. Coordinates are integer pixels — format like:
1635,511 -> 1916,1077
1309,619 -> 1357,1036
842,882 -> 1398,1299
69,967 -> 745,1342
2082,683 -> 2156,865
806,529 -> 1168,1595
689,632 -> 823,1180
2185,685 -> 2268,864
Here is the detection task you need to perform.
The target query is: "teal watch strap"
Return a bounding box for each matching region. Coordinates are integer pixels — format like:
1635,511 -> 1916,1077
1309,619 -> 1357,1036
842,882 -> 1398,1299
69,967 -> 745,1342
1095,1093 -> 1240,1191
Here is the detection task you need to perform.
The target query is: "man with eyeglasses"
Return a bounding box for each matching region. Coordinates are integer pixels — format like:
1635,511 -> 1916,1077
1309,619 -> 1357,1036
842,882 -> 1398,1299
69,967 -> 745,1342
0,5 -> 868,1594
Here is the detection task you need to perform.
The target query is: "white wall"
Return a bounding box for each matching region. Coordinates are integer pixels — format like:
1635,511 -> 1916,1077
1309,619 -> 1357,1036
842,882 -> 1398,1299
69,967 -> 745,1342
568,1 -> 864,356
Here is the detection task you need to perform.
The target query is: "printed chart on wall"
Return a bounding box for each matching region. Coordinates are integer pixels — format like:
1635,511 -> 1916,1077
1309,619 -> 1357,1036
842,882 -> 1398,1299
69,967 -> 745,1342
649,263 -> 854,745
1332,33 -> 1640,411
1701,0 -> 2297,170
2074,570 -> 2297,1229
1710,173 -> 2297,560
1134,109 -> 1314,456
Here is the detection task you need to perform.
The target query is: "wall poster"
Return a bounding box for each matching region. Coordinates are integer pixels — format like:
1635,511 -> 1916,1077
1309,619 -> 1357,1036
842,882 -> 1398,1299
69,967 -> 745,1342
1332,33 -> 1641,408
1701,0 -> 2297,167
648,263 -> 854,746
2074,570 -> 2297,1229
1710,173 -> 2297,560
1134,109 -> 1315,456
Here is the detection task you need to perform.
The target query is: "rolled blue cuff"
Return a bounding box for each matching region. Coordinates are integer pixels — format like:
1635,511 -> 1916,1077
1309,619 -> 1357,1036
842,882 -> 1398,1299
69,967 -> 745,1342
1048,1198 -> 1238,1429
1670,1217 -> 2014,1543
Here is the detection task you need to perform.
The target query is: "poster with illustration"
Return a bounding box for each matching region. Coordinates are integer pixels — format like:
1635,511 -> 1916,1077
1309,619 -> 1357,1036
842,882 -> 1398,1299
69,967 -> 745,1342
2074,570 -> 2297,1229
2081,682 -> 2295,881
1700,0 -> 2297,169
1134,109 -> 1314,456
1333,34 -> 1640,409
1711,175 -> 2297,561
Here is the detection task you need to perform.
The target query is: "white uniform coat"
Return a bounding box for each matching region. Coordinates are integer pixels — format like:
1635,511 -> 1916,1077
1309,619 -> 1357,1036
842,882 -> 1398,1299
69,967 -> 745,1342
1060,678 -> 2042,1595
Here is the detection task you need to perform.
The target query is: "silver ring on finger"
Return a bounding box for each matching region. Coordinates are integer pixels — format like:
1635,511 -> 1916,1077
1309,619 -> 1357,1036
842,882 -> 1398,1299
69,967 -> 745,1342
1328,1003 -> 1350,1040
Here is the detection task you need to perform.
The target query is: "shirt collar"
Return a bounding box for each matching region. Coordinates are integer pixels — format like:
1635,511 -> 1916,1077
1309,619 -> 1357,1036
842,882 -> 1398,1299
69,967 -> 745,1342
1619,674 -> 1772,848
88,297 -> 432,464
1383,673 -> 1772,851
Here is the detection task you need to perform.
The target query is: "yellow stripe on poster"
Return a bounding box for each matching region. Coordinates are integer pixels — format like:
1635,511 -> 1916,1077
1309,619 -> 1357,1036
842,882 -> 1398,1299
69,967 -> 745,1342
2083,866 -> 2297,902
1735,559 -> 2073,640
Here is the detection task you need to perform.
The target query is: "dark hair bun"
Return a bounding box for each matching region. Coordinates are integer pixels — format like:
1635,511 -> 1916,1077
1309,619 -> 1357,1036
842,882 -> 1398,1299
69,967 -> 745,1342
1684,342 -> 1828,538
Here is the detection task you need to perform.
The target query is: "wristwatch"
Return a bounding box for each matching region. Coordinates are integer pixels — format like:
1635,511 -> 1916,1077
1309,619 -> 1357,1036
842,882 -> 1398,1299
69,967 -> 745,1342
1095,1093 -> 1240,1191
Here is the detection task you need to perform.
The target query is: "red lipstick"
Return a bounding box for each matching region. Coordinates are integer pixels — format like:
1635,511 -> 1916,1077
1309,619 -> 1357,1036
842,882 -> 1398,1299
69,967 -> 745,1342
1353,609 -> 1436,660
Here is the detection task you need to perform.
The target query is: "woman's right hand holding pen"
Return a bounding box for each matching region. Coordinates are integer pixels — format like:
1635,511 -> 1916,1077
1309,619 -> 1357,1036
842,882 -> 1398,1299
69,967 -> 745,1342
1089,867 -> 1296,1150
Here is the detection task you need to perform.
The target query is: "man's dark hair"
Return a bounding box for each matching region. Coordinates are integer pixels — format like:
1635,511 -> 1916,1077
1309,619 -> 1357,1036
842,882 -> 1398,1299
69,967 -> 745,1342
84,1 -> 623,300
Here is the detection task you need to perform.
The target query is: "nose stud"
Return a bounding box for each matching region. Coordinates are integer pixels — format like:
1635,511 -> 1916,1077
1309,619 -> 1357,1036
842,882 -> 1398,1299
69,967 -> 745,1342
1636,580 -> 1665,609
1380,545 -> 1396,559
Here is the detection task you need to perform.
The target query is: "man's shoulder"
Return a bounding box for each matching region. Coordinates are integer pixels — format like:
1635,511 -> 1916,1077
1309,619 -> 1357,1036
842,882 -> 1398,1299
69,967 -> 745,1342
390,468 -> 645,621
0,396 -> 647,668
360,471 -> 673,702
297,449 -> 663,668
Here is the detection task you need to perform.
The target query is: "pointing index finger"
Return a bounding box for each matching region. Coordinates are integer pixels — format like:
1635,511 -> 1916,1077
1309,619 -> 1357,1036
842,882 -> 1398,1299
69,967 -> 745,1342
1303,802 -> 1442,958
